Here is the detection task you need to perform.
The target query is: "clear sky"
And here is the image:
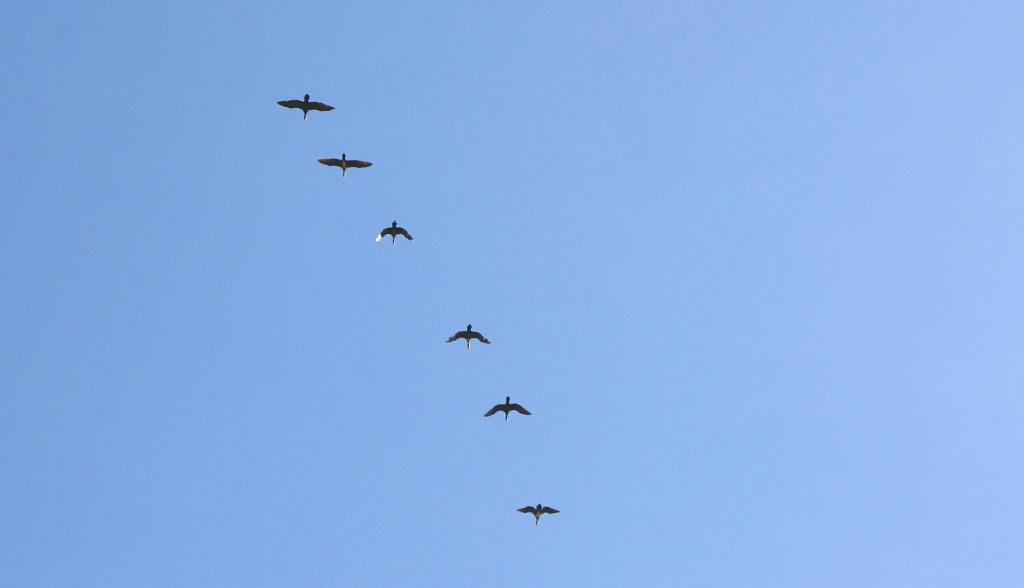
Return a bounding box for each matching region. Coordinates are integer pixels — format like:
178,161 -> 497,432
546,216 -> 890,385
2,1 -> 1022,586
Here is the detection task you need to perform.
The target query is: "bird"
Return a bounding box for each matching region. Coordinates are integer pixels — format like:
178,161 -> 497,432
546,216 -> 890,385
376,221 -> 413,243
446,324 -> 491,349
484,396 -> 531,421
518,504 -> 559,525
318,153 -> 372,177
277,94 -> 334,120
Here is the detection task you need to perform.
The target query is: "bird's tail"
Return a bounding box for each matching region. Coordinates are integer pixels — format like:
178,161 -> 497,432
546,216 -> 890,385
303,110 -> 308,121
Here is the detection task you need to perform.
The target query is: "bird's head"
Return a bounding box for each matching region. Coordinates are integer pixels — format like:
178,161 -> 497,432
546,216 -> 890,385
303,94 -> 310,101
537,503 -> 543,510
392,221 -> 398,228
505,396 -> 511,403
466,324 -> 472,331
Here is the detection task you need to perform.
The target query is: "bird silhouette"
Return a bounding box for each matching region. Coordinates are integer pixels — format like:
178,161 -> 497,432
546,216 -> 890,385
277,94 -> 334,120
446,324 -> 491,349
484,396 -> 531,421
518,504 -> 559,525
376,221 -> 413,243
318,153 -> 372,177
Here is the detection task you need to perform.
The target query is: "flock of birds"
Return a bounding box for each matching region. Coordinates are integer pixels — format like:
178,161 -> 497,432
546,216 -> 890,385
278,94 -> 560,526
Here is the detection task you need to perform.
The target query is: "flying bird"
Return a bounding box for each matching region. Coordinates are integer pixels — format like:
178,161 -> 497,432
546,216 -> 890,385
446,324 -> 491,349
518,504 -> 559,525
376,221 -> 413,243
484,396 -> 531,421
318,153 -> 373,177
277,94 -> 334,120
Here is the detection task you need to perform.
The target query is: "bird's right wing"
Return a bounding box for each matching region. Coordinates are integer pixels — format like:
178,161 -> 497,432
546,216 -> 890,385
483,405 -> 501,417
540,507 -> 559,514
278,100 -> 303,108
446,332 -> 466,343
397,228 -> 413,240
518,506 -> 538,514
307,102 -> 334,111
318,158 -> 343,167
345,159 -> 373,168
472,333 -> 492,344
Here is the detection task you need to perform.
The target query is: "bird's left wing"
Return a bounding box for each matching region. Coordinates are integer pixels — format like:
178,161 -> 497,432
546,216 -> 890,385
345,159 -> 373,168
540,507 -> 559,514
307,101 -> 334,111
518,506 -> 538,514
397,228 -> 413,240
483,405 -> 502,417
318,158 -> 343,167
509,404 -> 531,415
278,99 -> 303,108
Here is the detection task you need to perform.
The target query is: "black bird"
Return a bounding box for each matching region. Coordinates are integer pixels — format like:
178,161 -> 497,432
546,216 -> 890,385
446,324 -> 491,349
484,396 -> 531,421
518,504 -> 559,525
376,221 -> 413,243
318,153 -> 373,177
277,94 -> 334,120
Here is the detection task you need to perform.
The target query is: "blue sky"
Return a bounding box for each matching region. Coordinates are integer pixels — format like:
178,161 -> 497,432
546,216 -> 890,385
2,1 -> 1022,586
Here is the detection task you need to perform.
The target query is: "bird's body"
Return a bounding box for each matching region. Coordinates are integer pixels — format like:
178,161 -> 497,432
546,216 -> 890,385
484,396 -> 531,421
446,324 -> 491,349
318,153 -> 372,177
277,94 -> 334,120
518,504 -> 559,525
376,221 -> 413,243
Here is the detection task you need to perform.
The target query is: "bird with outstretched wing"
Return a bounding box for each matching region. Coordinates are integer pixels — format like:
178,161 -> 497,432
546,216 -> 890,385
277,94 -> 334,120
518,504 -> 560,525
484,396 -> 531,420
376,221 -> 413,243
446,324 -> 491,349
318,153 -> 372,177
